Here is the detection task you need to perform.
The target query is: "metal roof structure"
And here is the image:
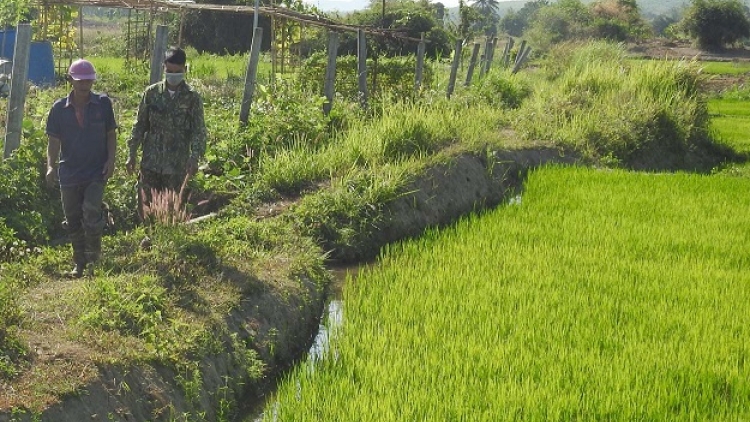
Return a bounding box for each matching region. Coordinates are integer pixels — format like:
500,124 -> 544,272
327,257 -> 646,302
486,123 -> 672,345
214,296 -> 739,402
31,0 -> 424,41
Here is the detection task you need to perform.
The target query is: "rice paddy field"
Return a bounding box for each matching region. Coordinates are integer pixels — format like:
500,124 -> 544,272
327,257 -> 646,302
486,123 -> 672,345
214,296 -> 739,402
261,163 -> 750,421
709,95 -> 750,154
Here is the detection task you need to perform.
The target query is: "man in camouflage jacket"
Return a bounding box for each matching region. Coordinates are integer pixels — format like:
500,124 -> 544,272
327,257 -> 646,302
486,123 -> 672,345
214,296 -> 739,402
125,47 -> 207,219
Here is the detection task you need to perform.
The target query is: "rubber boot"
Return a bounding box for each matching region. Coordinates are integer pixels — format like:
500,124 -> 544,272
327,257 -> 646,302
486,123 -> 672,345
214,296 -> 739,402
69,261 -> 87,278
85,234 -> 102,264
69,232 -> 88,278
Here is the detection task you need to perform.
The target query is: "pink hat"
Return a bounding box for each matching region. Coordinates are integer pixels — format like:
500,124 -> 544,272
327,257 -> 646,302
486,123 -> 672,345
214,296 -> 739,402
68,59 -> 96,80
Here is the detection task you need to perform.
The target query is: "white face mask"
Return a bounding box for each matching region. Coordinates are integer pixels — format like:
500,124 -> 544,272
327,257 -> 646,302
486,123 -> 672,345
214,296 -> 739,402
165,72 -> 185,86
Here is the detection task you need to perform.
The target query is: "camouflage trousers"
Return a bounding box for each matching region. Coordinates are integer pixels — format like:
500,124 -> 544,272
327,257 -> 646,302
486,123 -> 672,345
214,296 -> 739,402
61,180 -> 106,265
137,169 -> 190,221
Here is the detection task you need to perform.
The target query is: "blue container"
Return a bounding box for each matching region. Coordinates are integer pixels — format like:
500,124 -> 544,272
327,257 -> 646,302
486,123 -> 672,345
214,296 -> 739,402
29,41 -> 55,86
0,28 -> 56,87
0,28 -> 15,58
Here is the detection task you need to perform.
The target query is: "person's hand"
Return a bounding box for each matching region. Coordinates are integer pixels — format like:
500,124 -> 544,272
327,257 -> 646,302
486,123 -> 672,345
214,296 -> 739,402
45,166 -> 58,188
125,157 -> 136,175
102,159 -> 115,180
186,156 -> 198,177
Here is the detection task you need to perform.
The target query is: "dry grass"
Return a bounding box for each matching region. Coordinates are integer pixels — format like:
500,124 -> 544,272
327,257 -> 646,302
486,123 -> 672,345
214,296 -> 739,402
141,176 -> 191,225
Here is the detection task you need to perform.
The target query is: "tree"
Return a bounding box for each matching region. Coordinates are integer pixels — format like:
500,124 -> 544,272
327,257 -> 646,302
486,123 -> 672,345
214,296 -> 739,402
0,0 -> 31,29
680,0 -> 750,50
523,0 -> 592,51
0,0 -> 78,51
470,0 -> 499,17
339,1 -> 453,59
499,0 -> 549,37
589,0 -> 651,41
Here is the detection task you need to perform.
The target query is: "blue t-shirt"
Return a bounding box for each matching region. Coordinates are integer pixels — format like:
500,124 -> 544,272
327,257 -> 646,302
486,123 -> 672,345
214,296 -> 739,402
45,92 -> 117,187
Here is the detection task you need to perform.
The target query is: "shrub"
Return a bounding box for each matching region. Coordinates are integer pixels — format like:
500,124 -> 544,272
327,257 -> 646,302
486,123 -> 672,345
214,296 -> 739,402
0,126 -> 64,259
514,41 -> 711,166
298,53 -> 434,103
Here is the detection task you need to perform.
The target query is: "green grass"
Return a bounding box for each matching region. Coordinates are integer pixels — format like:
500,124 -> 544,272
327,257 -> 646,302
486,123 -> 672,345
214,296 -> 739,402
699,60 -> 750,75
266,166 -> 750,421
88,53 -> 273,85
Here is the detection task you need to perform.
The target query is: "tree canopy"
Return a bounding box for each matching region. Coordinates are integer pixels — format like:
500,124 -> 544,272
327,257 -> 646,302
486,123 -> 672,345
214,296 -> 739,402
679,0 -> 750,50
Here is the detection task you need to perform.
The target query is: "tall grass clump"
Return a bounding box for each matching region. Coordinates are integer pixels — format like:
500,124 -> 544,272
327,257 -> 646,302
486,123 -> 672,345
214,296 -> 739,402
264,165 -> 750,421
286,164 -> 411,262
464,68 -> 534,109
515,41 -> 712,168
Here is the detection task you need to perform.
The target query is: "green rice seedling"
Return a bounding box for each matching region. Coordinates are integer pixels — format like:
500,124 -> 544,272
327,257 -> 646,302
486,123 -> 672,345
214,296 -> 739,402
709,96 -> 750,154
700,60 -> 750,75
265,166 -> 750,422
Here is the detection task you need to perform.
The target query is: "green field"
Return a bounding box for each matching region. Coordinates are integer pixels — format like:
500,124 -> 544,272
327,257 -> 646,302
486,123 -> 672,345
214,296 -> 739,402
264,165 -> 750,421
709,97 -> 750,154
700,60 -> 750,75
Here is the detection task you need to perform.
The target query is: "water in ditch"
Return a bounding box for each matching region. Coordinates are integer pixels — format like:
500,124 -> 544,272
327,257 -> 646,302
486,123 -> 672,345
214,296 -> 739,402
242,265 -> 353,421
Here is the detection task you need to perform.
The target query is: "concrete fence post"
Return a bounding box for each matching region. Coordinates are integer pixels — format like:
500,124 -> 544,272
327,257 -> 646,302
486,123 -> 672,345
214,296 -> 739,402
3,23 -> 31,160
240,27 -> 264,124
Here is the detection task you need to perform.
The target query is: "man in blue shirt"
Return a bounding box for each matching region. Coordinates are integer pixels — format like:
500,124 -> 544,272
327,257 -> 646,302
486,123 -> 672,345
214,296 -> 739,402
46,59 -> 117,277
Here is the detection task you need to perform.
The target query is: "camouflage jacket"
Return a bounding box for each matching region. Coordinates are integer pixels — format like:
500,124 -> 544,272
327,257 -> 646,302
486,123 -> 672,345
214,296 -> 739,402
127,80 -> 207,175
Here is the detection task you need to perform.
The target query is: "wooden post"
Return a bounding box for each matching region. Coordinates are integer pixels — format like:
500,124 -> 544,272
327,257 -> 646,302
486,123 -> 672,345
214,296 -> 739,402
3,24 -> 31,159
446,38 -> 462,99
502,37 -> 514,68
78,6 -> 84,58
240,27 -> 263,125
178,9 -> 185,47
414,33 -> 426,94
464,42 -> 480,87
357,29 -> 368,110
514,40 -> 527,68
149,25 -> 168,84
479,37 -> 492,78
323,31 -> 339,116
512,46 -> 532,74
484,37 -> 497,73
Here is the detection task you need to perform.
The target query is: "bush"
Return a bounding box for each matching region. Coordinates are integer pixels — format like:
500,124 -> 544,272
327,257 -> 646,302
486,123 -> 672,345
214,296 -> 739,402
298,53 -> 434,103
0,127 -> 65,259
514,41 -> 711,166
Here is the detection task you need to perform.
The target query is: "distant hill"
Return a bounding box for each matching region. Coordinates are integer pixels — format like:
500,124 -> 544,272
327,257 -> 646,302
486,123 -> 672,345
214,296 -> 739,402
310,0 -> 693,20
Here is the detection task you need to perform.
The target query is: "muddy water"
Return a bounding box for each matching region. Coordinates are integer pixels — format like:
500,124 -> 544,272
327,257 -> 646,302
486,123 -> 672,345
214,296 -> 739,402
242,266 -> 355,421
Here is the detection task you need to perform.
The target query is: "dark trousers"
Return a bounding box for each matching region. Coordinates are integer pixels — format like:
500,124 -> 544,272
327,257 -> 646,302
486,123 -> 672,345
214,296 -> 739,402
61,180 -> 106,264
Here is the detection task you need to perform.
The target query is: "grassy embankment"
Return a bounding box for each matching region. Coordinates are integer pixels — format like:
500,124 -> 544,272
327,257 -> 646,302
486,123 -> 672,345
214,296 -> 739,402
257,47 -> 750,421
